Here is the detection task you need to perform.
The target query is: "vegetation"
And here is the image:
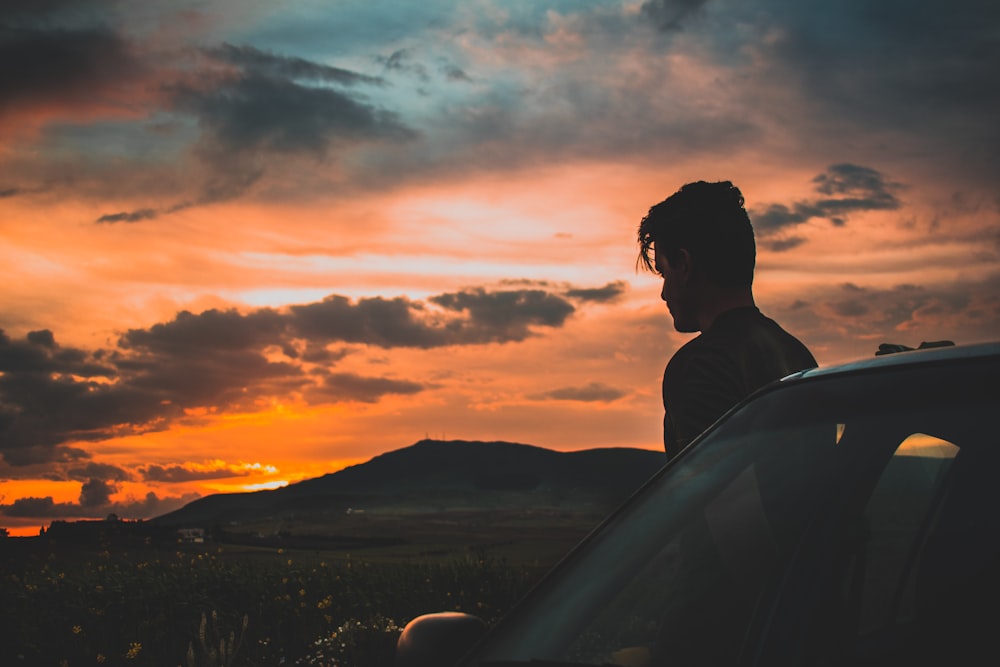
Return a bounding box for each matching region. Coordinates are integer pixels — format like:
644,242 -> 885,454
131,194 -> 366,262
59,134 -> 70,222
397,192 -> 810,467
0,541 -> 543,667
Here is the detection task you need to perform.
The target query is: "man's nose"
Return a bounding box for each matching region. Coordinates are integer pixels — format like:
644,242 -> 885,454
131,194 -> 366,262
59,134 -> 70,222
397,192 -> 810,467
660,281 -> 668,302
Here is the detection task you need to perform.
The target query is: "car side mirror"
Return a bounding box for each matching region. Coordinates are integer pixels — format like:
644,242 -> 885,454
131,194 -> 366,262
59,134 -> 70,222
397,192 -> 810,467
395,611 -> 488,667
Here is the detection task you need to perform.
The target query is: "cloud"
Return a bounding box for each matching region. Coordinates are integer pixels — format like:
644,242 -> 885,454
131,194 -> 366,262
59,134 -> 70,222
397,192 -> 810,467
771,274 -> 1000,360
1,496 -> 87,518
66,462 -> 130,482
293,288 -> 575,348
0,284 -> 603,465
0,489 -> 200,520
0,445 -> 89,468
564,281 -> 628,303
175,74 -> 412,158
95,208 -> 158,224
171,44 -> 413,164
752,0 -> 1000,184
0,25 -> 141,116
377,48 -> 431,82
207,43 -> 386,87
639,0 -> 711,31
288,295 -> 447,348
144,42 -> 417,206
753,164 -> 903,250
310,373 -> 425,403
79,477 -> 118,507
530,382 -> 627,403
430,288 -> 576,339
141,462 -> 256,483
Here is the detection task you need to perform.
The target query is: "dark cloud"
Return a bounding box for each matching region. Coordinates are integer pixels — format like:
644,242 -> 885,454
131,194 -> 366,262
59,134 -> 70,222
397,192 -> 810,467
0,25 -> 141,114
0,0 -> 103,21
292,288 -> 574,348
752,164 -> 903,249
0,328 -> 113,376
531,382 -> 626,403
95,208 -> 158,224
772,274 -> 1000,360
208,43 -> 385,87
175,73 -> 412,157
26,329 -> 55,347
79,477 -> 118,507
311,373 -> 425,403
757,0 -> 1000,182
640,0 -> 710,31
1,285 -> 600,465
173,44 -> 413,163
67,462 -> 130,482
300,343 -> 350,364
430,288 -> 576,340
289,295 -> 446,348
0,187 -> 22,198
141,464 -> 251,483
564,281 -> 628,303
377,49 -> 431,82
441,63 -> 472,82
0,329 -> 179,463
761,236 -> 807,253
1,496 -> 88,518
1,489 -> 200,520
120,308 -> 288,355
1,445 -> 89,467
155,45 -> 416,205
121,491 -> 202,519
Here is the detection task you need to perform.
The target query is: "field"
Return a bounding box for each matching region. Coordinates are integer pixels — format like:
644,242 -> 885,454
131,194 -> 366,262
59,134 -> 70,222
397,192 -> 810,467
0,507 -> 604,666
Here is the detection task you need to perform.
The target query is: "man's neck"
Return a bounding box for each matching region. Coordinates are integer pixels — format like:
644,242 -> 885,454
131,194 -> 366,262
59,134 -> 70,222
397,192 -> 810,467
697,288 -> 756,331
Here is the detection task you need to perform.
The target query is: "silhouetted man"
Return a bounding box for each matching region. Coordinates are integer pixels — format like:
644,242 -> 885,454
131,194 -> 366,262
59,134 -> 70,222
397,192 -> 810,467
637,181 -> 817,459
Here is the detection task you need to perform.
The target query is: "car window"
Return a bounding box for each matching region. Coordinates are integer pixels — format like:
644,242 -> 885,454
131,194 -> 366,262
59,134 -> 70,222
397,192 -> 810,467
473,394 -> 845,667
853,434 -> 958,636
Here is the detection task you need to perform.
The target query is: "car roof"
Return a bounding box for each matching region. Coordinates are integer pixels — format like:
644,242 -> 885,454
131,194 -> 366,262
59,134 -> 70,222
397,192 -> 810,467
782,341 -> 1000,383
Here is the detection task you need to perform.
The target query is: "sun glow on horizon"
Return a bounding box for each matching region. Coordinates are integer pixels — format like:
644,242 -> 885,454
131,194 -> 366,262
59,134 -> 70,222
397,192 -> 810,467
240,480 -> 290,492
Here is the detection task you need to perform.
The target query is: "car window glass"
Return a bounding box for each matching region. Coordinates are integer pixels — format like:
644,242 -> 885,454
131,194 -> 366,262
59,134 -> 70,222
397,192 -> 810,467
496,419 -> 841,667
853,434 -> 958,635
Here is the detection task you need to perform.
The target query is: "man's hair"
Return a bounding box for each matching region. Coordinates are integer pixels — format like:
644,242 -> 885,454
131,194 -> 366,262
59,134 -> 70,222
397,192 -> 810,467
637,180 -> 756,287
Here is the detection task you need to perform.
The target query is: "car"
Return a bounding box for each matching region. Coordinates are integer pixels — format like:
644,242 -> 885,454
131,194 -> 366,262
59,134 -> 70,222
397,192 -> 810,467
394,341 -> 1000,667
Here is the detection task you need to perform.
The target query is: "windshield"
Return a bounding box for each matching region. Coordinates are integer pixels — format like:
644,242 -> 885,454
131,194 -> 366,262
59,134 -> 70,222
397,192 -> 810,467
467,357 -> 998,667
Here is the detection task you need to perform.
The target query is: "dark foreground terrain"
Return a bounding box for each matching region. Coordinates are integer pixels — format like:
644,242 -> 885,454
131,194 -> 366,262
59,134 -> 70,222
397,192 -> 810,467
1,532 -> 545,667
2,440 -> 664,666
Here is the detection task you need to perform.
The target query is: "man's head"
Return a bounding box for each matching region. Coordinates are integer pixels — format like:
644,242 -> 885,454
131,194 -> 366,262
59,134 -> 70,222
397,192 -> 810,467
637,181 -> 756,331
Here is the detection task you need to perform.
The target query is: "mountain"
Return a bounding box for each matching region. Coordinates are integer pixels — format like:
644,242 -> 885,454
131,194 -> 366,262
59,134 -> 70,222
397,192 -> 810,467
153,439 -> 666,527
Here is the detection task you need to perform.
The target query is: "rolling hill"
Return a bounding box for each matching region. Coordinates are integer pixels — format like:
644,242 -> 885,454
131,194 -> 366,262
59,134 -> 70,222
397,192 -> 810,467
153,439 -> 666,528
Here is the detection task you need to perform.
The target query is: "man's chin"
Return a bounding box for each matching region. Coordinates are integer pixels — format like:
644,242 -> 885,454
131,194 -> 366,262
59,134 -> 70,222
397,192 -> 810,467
671,319 -> 699,334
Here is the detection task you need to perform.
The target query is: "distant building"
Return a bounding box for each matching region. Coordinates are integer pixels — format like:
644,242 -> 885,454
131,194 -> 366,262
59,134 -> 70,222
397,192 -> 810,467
176,527 -> 205,543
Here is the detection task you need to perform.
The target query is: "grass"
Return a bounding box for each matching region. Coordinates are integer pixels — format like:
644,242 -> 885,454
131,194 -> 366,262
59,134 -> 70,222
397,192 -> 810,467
0,540 -> 547,667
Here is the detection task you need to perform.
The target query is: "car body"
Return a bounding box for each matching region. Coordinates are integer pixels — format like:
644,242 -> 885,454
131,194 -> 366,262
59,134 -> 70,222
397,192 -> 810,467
396,341 -> 1000,667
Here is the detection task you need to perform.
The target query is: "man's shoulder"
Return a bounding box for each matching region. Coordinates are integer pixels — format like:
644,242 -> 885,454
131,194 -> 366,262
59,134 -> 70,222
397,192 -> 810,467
665,310 -> 816,379
665,333 -> 736,380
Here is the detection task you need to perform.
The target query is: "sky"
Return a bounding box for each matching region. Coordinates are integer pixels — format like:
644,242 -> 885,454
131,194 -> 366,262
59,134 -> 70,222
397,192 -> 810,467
1,0 -> 998,535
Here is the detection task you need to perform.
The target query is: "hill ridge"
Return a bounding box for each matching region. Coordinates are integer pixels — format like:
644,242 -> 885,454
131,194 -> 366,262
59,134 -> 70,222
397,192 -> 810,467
153,439 -> 665,526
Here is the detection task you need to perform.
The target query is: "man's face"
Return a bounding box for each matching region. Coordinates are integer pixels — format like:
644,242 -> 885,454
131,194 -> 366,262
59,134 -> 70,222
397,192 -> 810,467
655,246 -> 698,333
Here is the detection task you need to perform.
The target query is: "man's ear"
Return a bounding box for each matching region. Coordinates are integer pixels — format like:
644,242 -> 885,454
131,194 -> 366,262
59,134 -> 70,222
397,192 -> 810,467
675,248 -> 695,283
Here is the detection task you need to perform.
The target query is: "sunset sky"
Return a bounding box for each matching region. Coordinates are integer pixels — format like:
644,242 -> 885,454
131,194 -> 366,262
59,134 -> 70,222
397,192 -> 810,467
1,0 -> 998,535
